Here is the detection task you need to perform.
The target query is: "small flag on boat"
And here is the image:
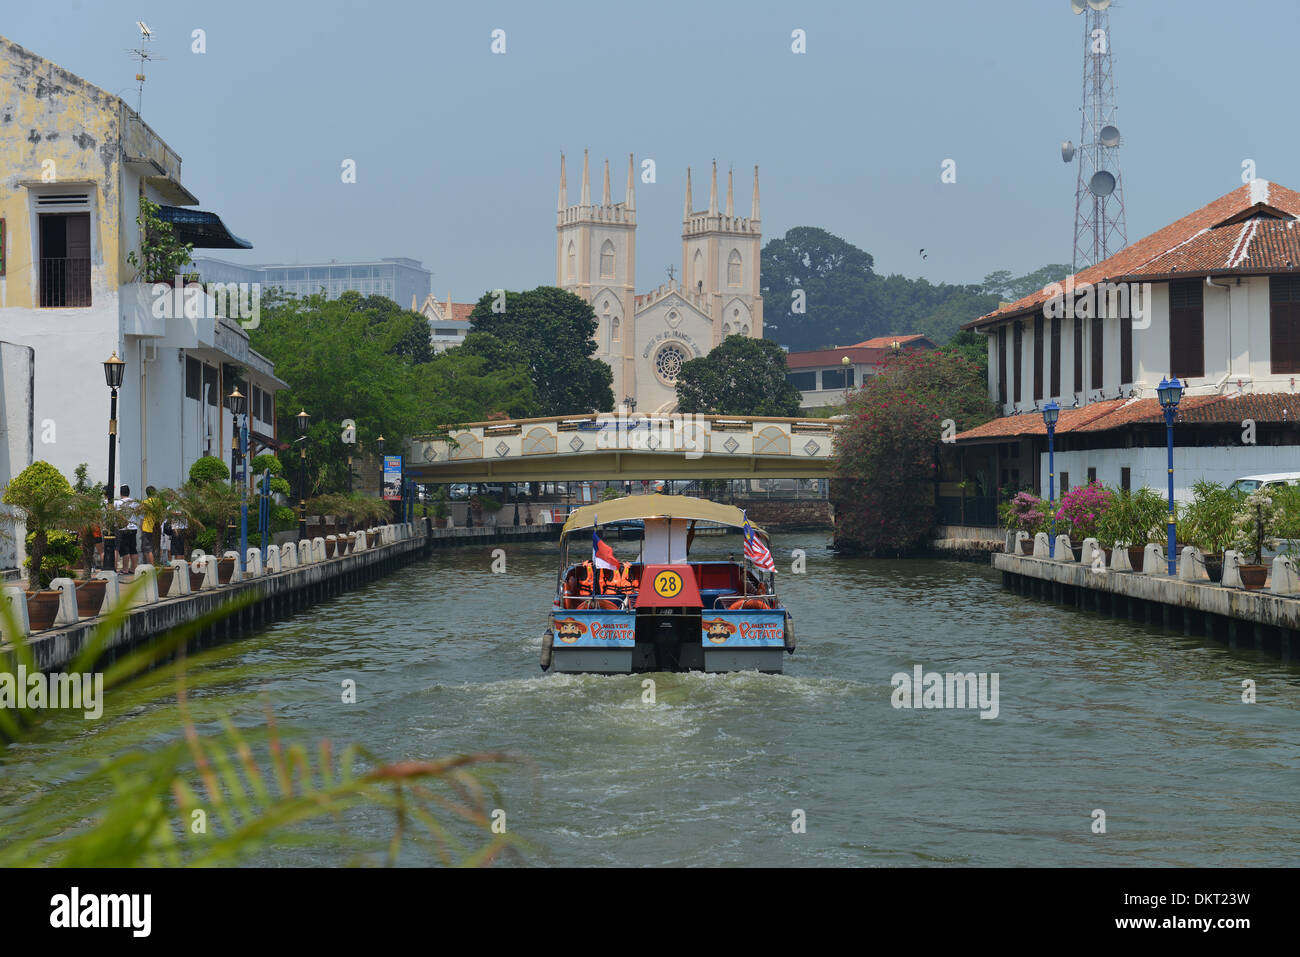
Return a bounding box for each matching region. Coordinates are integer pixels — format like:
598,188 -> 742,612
592,516 -> 619,572
742,512 -> 776,572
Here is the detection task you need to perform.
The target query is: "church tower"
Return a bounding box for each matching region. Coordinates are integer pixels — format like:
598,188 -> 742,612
556,151 -> 637,404
681,162 -> 763,346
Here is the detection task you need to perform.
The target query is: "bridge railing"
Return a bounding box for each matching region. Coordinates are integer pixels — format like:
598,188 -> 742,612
408,413 -> 839,466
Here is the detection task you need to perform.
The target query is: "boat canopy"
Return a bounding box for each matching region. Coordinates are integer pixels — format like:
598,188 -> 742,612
561,494 -> 767,538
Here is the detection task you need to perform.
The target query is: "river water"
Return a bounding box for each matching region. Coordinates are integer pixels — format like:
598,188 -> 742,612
4,532 -> 1299,866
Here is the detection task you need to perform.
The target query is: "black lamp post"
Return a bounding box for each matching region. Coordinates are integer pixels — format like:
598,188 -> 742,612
228,387 -> 248,569
1157,376 -> 1184,575
296,408 -> 310,539
1042,400 -> 1060,557
102,352 -> 126,571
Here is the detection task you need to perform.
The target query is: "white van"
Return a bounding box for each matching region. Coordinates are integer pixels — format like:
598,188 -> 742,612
1228,473 -> 1300,494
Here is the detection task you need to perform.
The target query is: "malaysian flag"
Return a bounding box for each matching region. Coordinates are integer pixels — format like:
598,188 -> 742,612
592,515 -> 619,572
742,512 -> 776,572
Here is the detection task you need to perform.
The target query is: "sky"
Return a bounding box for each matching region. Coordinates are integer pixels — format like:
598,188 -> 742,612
8,0 -> 1300,300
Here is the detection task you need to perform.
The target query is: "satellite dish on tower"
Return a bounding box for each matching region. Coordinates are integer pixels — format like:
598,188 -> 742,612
1089,171 -> 1116,197
1070,0 -> 1086,13
1061,141 -> 1076,162
1099,125 -> 1121,146
1087,0 -> 1113,10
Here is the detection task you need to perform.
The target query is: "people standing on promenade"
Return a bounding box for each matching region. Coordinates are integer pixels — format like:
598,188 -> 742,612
115,485 -> 140,576
140,485 -> 158,566
166,515 -> 187,563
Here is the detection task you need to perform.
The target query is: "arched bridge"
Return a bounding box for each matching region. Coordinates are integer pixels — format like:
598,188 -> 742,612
405,413 -> 838,482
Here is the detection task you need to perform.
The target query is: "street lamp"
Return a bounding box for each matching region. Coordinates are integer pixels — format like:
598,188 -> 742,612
1042,400 -> 1060,557
841,355 -> 852,400
296,408 -> 310,539
1157,375 -> 1184,575
227,387 -> 248,570
102,352 -> 126,571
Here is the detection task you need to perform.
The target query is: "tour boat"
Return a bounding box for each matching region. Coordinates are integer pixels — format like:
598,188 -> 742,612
541,494 -> 795,674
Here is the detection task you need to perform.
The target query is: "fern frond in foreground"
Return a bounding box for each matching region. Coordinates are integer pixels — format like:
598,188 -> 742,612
0,586 -> 532,866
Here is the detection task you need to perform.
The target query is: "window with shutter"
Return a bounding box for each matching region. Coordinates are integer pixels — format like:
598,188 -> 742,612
1270,275 -> 1300,374
1013,321 -> 1023,403
1090,317 -> 1104,390
1169,280 -> 1204,379
1050,316 -> 1061,397
998,326 -> 1007,404
1073,317 -> 1083,393
1120,315 -> 1133,384
1033,316 -> 1044,400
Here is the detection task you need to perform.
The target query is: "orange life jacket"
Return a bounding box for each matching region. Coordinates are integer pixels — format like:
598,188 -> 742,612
727,596 -> 773,610
575,561 -> 597,595
611,561 -> 637,595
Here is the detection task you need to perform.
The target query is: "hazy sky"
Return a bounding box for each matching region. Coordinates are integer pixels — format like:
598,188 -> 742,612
10,0 -> 1300,299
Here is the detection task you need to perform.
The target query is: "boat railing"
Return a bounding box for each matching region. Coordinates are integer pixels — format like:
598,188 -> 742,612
709,594 -> 782,610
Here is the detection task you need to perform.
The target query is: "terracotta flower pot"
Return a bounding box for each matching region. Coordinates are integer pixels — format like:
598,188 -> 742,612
189,569 -> 207,590
1019,540 -> 1034,555
217,557 -> 236,584
156,567 -> 175,596
74,578 -> 107,617
1238,564 -> 1268,590
25,590 -> 61,631
1127,546 -> 1146,572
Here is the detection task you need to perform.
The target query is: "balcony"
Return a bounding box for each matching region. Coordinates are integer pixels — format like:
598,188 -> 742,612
39,258 -> 91,308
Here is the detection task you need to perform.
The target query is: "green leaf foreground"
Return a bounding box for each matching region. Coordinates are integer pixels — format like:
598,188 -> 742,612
0,578 -> 533,866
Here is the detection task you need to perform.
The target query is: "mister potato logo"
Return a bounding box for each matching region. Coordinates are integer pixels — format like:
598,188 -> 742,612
702,617 -> 737,644
554,618 -> 588,644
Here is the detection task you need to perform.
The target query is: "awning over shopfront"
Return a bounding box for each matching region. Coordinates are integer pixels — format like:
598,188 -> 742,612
156,205 -> 253,249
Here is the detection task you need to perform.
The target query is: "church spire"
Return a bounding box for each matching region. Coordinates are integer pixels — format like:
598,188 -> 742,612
626,153 -> 635,210
602,158 -> 611,206
726,166 -> 734,217
557,153 -> 566,212
708,159 -> 718,216
580,149 -> 590,206
683,167 -> 693,220
751,165 -> 760,220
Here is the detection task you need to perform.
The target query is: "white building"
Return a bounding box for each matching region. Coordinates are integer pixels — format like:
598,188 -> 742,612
785,335 -> 935,409
556,152 -> 763,413
954,179 -> 1300,504
0,34 -> 286,498
414,292 -> 475,353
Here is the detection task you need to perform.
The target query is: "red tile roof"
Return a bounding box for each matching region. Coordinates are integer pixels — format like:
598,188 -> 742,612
785,335 -> 933,370
954,393 -> 1300,442
965,180 -> 1300,330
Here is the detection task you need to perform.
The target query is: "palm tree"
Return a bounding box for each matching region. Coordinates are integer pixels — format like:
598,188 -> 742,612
65,491 -> 109,578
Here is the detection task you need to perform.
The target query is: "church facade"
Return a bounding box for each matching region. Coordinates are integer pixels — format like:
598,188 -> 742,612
556,152 -> 763,413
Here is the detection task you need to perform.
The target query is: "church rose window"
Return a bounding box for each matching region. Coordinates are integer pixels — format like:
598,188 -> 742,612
654,343 -> 689,384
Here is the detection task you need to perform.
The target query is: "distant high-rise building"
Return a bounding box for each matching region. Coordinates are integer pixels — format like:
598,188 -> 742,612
192,256 -> 431,308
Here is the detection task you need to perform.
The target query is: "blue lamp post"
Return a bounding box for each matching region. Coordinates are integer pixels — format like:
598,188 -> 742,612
1157,375 -> 1184,575
1042,400 -> 1060,557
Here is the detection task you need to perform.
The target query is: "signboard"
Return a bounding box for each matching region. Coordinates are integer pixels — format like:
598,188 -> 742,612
701,610 -> 786,648
382,454 -> 403,501
551,612 -> 635,648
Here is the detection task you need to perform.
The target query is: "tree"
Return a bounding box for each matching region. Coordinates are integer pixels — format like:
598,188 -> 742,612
467,286 -> 614,415
831,350 -> 994,554
249,289 -> 533,494
676,335 -> 803,415
2,461 -> 75,588
942,328 -> 988,377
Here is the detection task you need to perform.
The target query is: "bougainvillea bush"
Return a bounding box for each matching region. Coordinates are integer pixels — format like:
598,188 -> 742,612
831,349 -> 995,553
999,491 -> 1049,534
1054,481 -> 1112,541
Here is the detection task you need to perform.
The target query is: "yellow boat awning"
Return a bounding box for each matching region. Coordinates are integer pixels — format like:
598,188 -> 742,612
561,494 -> 767,538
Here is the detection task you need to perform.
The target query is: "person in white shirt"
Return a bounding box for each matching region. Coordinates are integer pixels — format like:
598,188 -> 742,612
115,485 -> 140,574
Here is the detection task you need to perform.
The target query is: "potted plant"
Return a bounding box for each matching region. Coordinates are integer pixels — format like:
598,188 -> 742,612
1054,481 -> 1112,559
24,589 -> 62,630
999,491 -> 1048,554
2,461 -> 76,589
1180,481 -> 1240,582
1230,490 -> 1275,589
126,197 -> 195,284
1097,487 -> 1169,571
